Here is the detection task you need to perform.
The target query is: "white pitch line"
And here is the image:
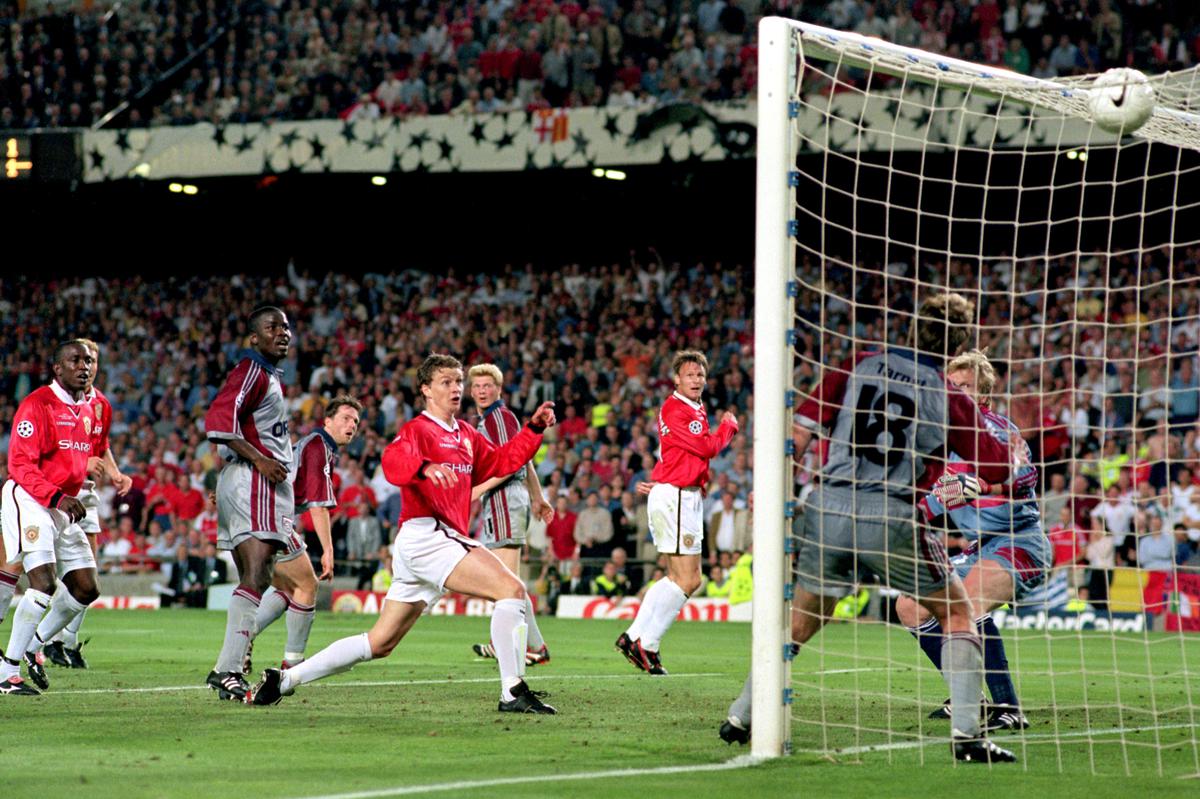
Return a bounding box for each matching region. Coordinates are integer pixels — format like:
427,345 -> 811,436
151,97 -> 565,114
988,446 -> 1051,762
50,671 -> 728,696
286,755 -> 766,799
797,723 -> 1200,756
811,667 -> 892,675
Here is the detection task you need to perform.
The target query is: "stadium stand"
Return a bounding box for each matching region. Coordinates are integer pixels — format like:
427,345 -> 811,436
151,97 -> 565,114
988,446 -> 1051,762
0,250 -> 1197,611
1,0 -> 1198,128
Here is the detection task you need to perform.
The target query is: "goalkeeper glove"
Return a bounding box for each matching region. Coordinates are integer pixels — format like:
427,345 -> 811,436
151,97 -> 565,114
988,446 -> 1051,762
932,472 -> 982,510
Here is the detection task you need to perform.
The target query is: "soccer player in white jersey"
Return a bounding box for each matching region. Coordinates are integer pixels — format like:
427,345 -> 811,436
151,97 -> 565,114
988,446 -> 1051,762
250,354 -> 558,714
615,350 -> 739,675
202,306 -> 296,702
466,363 -> 554,666
720,293 -> 1018,763
246,395 -> 362,671
1,342 -> 101,695
896,349 -> 1049,731
43,338 -> 132,670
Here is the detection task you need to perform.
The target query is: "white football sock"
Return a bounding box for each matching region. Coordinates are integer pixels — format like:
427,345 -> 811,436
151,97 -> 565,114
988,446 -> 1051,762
3,588 -> 51,678
253,588 -> 289,640
34,586 -> 88,649
284,597 -> 316,664
638,578 -> 689,652
491,597 -> 526,700
942,631 -> 984,739
0,570 -> 18,627
524,597 -> 545,650
281,632 -> 373,693
625,580 -> 663,642
60,606 -> 86,648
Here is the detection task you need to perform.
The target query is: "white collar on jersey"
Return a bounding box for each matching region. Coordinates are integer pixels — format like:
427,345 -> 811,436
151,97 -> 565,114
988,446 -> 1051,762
50,379 -> 84,406
422,410 -> 460,433
672,391 -> 703,411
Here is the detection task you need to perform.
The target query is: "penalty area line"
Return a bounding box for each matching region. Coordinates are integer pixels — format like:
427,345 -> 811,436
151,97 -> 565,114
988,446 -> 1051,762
285,755 -> 766,799
52,671 -> 729,696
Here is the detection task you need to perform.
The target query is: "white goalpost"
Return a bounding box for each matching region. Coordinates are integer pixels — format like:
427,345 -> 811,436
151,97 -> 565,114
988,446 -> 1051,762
753,15 -> 1200,769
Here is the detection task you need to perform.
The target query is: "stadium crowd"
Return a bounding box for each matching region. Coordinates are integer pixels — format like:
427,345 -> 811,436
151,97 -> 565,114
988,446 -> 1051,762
0,247 -> 1197,612
0,254 -> 755,598
1,0 -> 1199,129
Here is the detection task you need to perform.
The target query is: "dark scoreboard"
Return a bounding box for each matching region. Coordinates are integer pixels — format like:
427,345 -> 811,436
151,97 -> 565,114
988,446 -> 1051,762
1,131 -> 80,183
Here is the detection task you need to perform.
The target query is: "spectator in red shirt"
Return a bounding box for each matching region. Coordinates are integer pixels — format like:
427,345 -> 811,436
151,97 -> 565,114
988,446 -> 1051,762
558,404 -> 588,440
1048,505 -> 1087,567
547,494 -> 579,562
336,463 -> 377,520
171,471 -> 205,525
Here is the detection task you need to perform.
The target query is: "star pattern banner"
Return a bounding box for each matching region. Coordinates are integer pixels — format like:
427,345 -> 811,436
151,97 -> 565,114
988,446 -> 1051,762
81,91 -> 1115,183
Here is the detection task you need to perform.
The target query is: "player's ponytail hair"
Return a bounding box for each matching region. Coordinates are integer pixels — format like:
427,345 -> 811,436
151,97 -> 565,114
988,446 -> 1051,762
914,292 -> 975,359
947,348 -> 997,398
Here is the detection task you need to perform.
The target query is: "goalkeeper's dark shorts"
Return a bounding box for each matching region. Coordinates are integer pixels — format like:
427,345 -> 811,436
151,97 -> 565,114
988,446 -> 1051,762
793,487 -> 952,600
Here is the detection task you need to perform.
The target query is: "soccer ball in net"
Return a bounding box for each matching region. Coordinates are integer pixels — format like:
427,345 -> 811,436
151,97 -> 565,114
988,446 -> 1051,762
1088,67 -> 1156,135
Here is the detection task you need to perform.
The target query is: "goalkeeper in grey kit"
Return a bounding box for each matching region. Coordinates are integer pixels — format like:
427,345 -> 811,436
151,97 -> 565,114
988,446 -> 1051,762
720,292 -> 1018,763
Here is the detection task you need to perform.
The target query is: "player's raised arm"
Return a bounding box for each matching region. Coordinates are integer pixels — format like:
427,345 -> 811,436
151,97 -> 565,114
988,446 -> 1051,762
658,400 -> 739,460
470,401 -> 555,484
382,428 -> 434,486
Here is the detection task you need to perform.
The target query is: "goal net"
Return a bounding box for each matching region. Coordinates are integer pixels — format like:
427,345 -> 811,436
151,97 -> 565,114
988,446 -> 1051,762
752,17 -> 1200,774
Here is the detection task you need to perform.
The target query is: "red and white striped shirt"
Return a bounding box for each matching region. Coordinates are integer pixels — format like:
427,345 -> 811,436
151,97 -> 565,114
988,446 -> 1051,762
204,352 -> 292,465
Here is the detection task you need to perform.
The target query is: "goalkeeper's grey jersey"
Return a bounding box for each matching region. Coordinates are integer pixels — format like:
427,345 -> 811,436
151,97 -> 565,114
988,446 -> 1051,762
796,347 -> 1011,501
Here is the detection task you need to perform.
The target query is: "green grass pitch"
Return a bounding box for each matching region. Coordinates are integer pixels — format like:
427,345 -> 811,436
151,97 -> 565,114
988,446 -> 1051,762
3,610 -> 1199,798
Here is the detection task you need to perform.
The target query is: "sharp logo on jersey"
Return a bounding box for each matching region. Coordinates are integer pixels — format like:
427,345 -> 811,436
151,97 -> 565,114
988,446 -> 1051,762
688,420 -> 703,435
441,463 -> 474,475
24,526 -> 38,543
16,420 -> 34,438
58,441 -> 91,452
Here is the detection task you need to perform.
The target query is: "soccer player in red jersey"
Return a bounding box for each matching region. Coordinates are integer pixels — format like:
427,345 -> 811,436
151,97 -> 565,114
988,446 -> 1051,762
615,350 -> 738,675
0,342 -> 101,696
43,338 -> 132,670
247,394 -> 362,670
252,354 -> 558,713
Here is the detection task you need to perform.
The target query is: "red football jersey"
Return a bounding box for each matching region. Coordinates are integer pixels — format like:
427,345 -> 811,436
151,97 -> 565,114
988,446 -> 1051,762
9,381 -> 93,506
85,387 -> 113,457
382,411 -> 543,534
650,393 -> 737,489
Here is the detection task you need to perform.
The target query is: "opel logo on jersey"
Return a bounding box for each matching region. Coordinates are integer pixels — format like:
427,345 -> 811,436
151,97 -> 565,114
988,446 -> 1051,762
16,420 -> 34,438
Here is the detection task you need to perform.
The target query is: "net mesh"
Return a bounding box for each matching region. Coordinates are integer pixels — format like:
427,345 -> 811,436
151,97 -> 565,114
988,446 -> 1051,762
783,21 -> 1200,774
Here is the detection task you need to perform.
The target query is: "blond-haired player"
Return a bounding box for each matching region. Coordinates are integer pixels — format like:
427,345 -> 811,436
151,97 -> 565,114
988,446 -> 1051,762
465,364 -> 554,666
